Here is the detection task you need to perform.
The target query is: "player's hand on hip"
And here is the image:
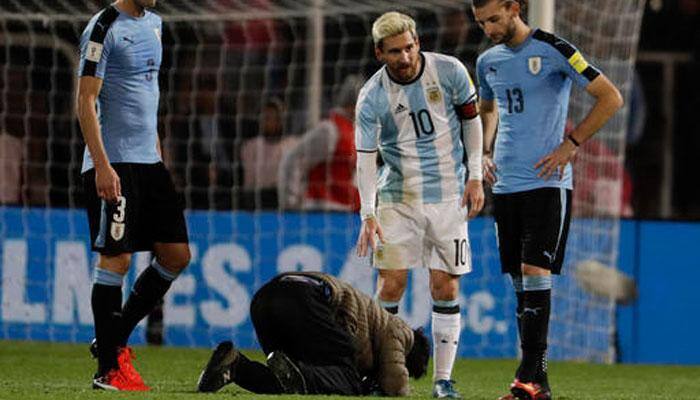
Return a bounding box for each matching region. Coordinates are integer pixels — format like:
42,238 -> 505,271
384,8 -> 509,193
356,217 -> 385,257
462,179 -> 485,219
535,140 -> 577,180
95,164 -> 121,203
482,154 -> 497,185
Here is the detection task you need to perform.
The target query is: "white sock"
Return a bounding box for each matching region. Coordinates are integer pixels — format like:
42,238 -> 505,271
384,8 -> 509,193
432,303 -> 461,382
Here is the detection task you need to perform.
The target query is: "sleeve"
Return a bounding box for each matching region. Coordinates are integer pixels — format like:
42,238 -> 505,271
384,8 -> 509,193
475,55 -> 495,101
78,8 -> 119,78
451,59 -> 478,106
377,324 -> 411,396
462,117 -> 483,181
550,37 -> 601,88
354,86 -> 379,152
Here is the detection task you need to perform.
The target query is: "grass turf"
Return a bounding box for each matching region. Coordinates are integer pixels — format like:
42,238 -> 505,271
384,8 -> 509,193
0,340 -> 698,399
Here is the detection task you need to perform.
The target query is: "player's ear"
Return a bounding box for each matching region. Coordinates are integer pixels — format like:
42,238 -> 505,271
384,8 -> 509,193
374,46 -> 383,62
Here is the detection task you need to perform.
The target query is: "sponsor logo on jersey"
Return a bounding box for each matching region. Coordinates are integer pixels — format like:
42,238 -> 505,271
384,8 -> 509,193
528,56 -> 542,75
394,103 -> 407,114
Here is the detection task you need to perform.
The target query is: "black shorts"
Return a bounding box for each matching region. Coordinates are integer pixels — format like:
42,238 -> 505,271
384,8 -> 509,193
82,162 -> 189,255
493,187 -> 572,275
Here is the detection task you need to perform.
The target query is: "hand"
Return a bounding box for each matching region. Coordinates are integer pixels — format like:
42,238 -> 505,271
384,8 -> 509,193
534,140 -> 577,180
95,164 -> 121,203
482,154 -> 497,185
461,179 -> 484,219
356,216 -> 385,257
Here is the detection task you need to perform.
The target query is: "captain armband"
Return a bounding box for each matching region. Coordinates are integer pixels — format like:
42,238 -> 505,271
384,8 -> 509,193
455,100 -> 479,120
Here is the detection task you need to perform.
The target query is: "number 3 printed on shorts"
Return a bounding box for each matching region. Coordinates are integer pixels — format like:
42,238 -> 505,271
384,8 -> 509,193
112,196 -> 126,223
453,239 -> 467,267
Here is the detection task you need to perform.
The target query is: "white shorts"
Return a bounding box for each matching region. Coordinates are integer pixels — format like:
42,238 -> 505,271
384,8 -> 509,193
373,199 -> 472,275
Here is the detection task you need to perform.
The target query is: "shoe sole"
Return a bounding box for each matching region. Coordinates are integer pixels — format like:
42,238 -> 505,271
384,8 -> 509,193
197,341 -> 238,393
92,379 -> 118,391
510,386 -> 551,400
267,352 -> 307,394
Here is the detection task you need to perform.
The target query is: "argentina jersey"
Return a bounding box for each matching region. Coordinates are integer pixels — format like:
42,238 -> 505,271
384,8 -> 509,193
476,29 -> 600,194
78,6 -> 163,172
355,52 -> 477,204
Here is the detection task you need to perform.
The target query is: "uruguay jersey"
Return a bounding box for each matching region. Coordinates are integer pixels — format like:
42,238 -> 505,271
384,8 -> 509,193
476,29 -> 600,194
355,52 -> 477,204
78,6 -> 163,172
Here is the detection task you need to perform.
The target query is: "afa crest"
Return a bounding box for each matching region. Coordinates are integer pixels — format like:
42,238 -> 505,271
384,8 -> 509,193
427,87 -> 442,103
528,56 -> 542,75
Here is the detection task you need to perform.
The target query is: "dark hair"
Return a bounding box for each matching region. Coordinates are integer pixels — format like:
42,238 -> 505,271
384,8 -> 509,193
472,0 -> 528,16
405,328 -> 430,379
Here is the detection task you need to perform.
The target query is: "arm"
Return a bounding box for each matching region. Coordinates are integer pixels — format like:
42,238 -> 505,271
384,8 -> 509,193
355,150 -> 384,257
77,76 -> 121,202
460,111 -> 485,218
278,121 -> 339,209
535,74 -> 623,179
479,98 -> 499,186
354,86 -> 384,257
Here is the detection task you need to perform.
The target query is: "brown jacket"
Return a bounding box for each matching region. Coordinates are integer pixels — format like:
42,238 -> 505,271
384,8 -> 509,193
293,272 -> 415,396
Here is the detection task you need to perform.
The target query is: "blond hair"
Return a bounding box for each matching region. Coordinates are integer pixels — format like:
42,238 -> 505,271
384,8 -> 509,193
371,11 -> 417,49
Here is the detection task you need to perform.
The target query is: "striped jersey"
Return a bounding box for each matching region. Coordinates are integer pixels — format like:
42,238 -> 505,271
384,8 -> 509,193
476,29 -> 600,194
78,6 -> 163,172
355,52 -> 477,204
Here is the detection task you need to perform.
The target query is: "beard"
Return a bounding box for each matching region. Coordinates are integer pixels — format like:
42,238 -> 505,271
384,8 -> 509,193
492,20 -> 517,44
134,0 -> 156,8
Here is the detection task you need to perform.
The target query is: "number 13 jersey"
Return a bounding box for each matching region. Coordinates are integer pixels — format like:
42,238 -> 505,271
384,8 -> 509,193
476,29 -> 601,194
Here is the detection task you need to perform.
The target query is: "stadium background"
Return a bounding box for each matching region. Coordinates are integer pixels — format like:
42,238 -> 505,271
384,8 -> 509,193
0,0 -> 698,380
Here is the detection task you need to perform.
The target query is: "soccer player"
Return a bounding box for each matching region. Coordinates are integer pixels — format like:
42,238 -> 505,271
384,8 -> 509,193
77,0 -> 190,391
354,11 -> 485,399
197,272 -> 430,396
471,1 -> 623,399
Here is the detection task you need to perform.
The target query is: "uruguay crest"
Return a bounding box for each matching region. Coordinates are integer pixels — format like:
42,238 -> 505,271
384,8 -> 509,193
528,56 -> 542,75
111,222 -> 125,241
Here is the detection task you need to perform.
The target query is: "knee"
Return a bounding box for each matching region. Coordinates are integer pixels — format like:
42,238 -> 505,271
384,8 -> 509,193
430,275 -> 459,301
378,277 -> 407,301
98,253 -> 132,275
156,246 -> 191,273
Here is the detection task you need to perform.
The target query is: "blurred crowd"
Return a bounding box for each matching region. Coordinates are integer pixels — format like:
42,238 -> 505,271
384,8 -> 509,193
0,1 -> 698,218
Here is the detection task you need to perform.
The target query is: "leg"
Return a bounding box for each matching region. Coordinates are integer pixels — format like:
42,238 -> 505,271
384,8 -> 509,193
197,340 -> 284,394
429,269 -> 461,386
118,242 -> 190,346
512,188 -> 571,399
423,199 -> 473,399
249,277 -> 362,394
92,253 -> 131,376
376,269 -> 408,314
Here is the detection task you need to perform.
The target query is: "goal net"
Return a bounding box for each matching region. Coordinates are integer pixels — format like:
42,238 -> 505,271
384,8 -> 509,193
0,0 -> 645,362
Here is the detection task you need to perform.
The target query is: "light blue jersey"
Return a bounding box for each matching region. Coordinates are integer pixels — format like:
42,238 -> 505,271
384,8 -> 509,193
355,52 -> 478,204
78,5 -> 163,172
476,29 -> 600,194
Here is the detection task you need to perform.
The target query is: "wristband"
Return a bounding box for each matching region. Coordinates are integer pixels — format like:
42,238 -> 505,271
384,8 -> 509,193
567,135 -> 580,147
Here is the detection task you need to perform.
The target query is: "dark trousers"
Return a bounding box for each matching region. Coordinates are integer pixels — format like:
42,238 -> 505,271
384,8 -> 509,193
232,275 -> 363,395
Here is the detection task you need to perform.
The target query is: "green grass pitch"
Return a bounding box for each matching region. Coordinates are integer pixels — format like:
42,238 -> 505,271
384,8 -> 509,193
1,340 -> 698,399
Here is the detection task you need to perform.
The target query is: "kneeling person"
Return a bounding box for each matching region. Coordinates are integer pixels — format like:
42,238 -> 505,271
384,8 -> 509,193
197,272 -> 430,396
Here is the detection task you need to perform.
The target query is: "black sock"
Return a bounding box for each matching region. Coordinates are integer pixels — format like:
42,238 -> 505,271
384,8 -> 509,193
92,283 -> 123,375
118,266 -> 173,346
231,353 -> 283,394
515,290 -> 525,378
518,289 -> 551,383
